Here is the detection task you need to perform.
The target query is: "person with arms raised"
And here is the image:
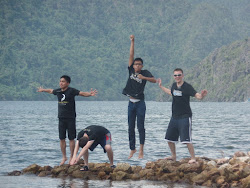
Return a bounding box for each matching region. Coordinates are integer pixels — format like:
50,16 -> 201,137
122,35 -> 157,159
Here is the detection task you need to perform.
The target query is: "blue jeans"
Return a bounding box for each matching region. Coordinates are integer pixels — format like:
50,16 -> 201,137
128,100 -> 146,150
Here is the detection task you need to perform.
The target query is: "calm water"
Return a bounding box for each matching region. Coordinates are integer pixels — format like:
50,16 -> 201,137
0,101 -> 249,188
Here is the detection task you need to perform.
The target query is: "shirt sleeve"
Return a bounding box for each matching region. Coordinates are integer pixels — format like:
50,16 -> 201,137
143,70 -> 153,78
188,84 -> 197,97
72,88 -> 80,96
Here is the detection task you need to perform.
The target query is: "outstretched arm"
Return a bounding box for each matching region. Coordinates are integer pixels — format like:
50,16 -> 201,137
37,87 -> 53,94
128,35 -> 134,67
195,90 -> 207,100
158,78 -> 172,96
79,88 -> 97,97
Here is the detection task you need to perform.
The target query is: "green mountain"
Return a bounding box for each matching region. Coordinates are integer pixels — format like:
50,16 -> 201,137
0,0 -> 249,101
184,38 -> 250,102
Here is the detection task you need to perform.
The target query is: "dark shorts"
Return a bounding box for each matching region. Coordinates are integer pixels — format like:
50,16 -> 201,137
165,117 -> 192,143
58,118 -> 76,140
89,133 -> 112,153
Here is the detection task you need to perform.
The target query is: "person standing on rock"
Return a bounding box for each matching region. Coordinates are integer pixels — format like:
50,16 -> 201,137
158,68 -> 207,164
122,35 -> 157,159
69,125 -> 115,171
37,75 -> 97,165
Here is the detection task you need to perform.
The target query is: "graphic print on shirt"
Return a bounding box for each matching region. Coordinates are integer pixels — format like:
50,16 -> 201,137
173,89 -> 182,97
59,93 -> 68,105
130,73 -> 142,83
61,94 -> 66,102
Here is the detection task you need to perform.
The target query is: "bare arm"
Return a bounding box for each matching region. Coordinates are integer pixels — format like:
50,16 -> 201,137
138,74 -> 157,83
75,140 -> 94,162
70,140 -> 80,165
195,90 -> 207,100
158,78 -> 172,96
79,89 -> 97,97
128,35 -> 134,67
37,87 -> 53,94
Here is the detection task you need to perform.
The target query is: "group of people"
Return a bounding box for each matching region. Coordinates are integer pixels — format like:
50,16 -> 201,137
37,35 -> 207,171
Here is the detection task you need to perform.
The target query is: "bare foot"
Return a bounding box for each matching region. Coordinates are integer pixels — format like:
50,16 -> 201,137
138,151 -> 143,159
165,156 -> 176,162
60,157 -> 67,165
188,159 -> 197,164
128,149 -> 137,159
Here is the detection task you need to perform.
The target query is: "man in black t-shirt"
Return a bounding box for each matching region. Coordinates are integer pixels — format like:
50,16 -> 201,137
37,75 -> 97,165
158,68 -> 207,164
122,35 -> 157,159
69,125 -> 115,171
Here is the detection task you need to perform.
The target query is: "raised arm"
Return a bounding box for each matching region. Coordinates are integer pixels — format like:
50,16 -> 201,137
79,88 -> 97,97
37,87 -> 53,94
128,35 -> 135,67
158,78 -> 172,96
195,89 -> 207,100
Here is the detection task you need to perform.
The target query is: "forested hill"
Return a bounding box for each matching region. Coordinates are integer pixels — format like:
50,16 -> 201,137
185,38 -> 250,102
0,0 -> 249,101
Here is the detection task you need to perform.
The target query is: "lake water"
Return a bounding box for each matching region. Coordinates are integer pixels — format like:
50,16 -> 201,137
0,101 -> 249,188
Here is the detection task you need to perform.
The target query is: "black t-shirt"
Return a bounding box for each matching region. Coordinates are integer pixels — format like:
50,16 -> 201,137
53,87 -> 80,118
77,125 -> 110,141
122,65 -> 153,100
171,82 -> 197,118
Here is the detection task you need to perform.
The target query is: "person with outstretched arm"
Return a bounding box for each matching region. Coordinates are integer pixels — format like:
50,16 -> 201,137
122,35 -> 157,159
37,75 -> 97,165
69,125 -> 115,171
158,68 -> 207,164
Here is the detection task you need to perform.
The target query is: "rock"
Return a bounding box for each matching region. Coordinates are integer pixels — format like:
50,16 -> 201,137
178,161 -> 203,173
217,158 -> 229,165
51,165 -> 69,175
234,151 -> 246,157
38,166 -> 52,172
97,171 -> 106,179
207,160 -> 217,167
111,171 -> 128,181
8,152 -> 250,187
241,175 -> 250,188
23,164 -> 41,174
216,176 -> 226,187
191,170 -> 209,185
38,171 -> 51,177
8,170 -> 22,176
114,163 -> 132,173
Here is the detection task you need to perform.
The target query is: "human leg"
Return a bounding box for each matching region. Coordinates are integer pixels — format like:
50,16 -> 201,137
59,119 -> 67,165
67,118 -> 76,164
187,143 -> 196,163
128,101 -> 137,158
178,117 -> 196,163
60,139 -> 67,165
105,144 -> 114,166
167,142 -> 177,161
69,139 -> 75,163
165,118 -> 179,161
136,101 -> 146,159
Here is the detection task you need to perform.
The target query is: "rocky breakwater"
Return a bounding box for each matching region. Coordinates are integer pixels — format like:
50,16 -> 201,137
8,151 -> 250,188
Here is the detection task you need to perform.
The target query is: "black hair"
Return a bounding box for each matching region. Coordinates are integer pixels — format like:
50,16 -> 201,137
79,136 -> 89,148
133,58 -> 143,64
60,75 -> 71,83
173,68 -> 183,74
